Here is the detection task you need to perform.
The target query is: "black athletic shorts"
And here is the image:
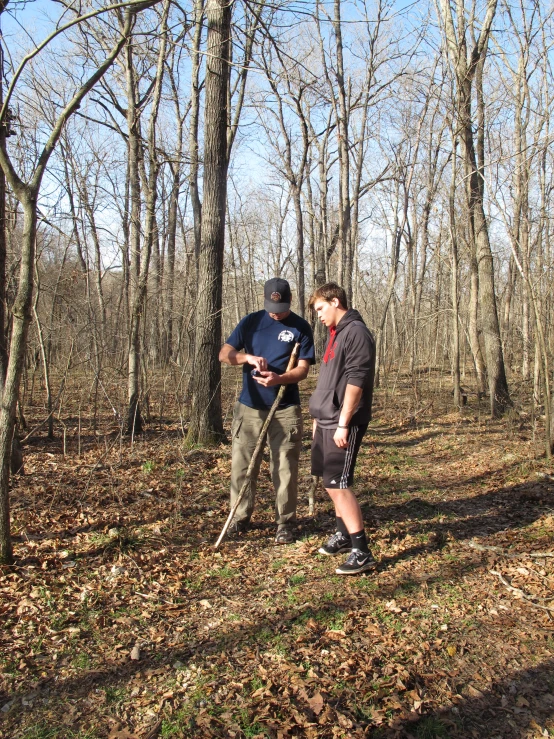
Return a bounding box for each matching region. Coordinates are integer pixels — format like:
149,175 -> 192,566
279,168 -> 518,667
311,423 -> 368,489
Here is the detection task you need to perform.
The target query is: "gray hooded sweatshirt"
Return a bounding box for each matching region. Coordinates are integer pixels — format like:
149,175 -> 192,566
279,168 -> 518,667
309,309 -> 375,429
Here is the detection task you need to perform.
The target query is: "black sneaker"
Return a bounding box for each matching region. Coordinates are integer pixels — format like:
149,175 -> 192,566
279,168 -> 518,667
318,531 -> 351,556
335,549 -> 376,575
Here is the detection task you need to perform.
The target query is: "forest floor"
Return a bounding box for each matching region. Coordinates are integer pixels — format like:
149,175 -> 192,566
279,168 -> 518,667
2,371 -> 554,739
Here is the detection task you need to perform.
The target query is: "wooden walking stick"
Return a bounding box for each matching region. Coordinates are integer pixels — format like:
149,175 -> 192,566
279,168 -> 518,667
308,475 -> 319,517
214,342 -> 300,549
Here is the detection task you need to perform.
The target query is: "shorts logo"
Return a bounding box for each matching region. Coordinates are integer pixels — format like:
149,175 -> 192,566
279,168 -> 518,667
271,291 -> 281,301
278,330 -> 294,342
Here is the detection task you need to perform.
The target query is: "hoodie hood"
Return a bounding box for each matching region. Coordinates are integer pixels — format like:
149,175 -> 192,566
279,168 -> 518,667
335,308 -> 365,334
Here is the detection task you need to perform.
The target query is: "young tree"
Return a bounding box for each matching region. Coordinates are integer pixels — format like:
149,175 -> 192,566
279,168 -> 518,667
0,0 -> 157,564
125,0 -> 170,434
438,0 -> 511,417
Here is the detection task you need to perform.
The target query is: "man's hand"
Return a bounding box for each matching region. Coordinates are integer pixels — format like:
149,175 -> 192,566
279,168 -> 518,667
247,354 -> 267,372
333,427 -> 349,448
219,344 -> 268,370
253,370 -> 280,387
312,418 -> 317,439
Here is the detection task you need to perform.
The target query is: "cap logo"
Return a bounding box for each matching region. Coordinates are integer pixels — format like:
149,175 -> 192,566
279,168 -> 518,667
271,292 -> 281,301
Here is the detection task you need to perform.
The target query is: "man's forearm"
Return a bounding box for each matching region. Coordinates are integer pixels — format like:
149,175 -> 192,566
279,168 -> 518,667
338,384 -> 363,426
219,343 -> 260,368
220,347 -> 247,366
277,363 -> 309,385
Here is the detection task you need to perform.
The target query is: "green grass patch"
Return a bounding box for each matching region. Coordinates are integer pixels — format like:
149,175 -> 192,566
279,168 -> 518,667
237,708 -> 268,737
249,676 -> 264,692
414,716 -> 450,738
314,606 -> 346,630
183,577 -> 203,591
104,686 -> 127,704
160,710 -> 190,737
50,613 -> 70,631
372,604 -> 403,631
21,727 -> 98,739
353,698 -> 377,721
286,588 -> 298,604
211,565 -> 238,578
114,529 -> 143,552
393,580 -> 420,597
0,656 -> 18,675
72,652 -> 92,670
270,633 -> 287,656
354,577 -> 378,593
21,727 -> 59,739
289,573 -> 306,586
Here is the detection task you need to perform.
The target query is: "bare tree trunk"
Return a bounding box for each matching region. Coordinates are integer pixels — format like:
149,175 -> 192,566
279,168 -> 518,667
291,185 -> 305,317
375,217 -> 401,388
0,196 -> 35,564
258,41 -> 309,316
439,0 -> 510,416
0,32 -> 6,391
125,1 -> 169,433
186,0 -> 232,445
474,59 -> 511,415
313,113 -> 332,291
228,221 -> 241,325
32,263 -> 55,438
162,57 -> 187,363
467,255 -> 487,395
125,39 -> 143,434
449,135 -> 461,408
0,3 -> 142,563
81,183 -> 107,349
164,163 -> 179,361
502,255 -> 516,368
189,0 -> 204,265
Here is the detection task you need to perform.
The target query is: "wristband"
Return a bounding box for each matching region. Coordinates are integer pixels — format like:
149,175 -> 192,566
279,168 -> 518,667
337,425 -> 348,429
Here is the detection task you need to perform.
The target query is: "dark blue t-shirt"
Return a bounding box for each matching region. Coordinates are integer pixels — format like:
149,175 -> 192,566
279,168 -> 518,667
226,310 -> 315,409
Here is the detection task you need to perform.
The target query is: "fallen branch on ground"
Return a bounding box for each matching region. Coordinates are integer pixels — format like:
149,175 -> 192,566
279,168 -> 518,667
135,591 -> 174,606
489,569 -> 554,613
468,540 -> 554,559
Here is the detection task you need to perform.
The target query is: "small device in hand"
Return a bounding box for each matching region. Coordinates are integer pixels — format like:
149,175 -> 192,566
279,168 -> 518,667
251,368 -> 262,377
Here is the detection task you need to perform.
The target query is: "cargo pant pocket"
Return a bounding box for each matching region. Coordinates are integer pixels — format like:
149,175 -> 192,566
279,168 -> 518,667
288,425 -> 301,443
231,405 -> 244,440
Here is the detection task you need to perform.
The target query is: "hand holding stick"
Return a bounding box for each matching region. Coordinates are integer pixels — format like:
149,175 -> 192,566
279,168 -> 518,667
214,343 -> 300,549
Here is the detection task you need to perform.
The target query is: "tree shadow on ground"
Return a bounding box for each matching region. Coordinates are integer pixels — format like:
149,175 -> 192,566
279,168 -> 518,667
3,576 -> 554,739
0,590 -> 369,708
367,474 -> 554,542
401,658 -> 554,739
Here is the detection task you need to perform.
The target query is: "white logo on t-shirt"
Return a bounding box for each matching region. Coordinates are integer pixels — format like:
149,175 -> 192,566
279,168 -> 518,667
278,330 -> 294,342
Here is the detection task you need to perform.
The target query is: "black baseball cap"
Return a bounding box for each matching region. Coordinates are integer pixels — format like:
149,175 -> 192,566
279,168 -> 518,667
264,278 -> 291,313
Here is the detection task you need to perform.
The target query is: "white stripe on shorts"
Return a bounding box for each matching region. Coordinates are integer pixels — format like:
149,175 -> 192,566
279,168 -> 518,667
339,425 -> 359,488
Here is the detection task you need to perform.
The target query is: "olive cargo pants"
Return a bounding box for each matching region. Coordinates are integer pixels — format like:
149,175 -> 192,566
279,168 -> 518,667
230,401 -> 303,527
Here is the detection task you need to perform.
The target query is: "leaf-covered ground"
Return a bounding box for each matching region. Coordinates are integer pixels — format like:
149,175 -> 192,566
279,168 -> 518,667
2,376 -> 554,739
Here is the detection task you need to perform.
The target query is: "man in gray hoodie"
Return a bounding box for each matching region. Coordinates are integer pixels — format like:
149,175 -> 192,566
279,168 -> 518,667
309,283 -> 376,575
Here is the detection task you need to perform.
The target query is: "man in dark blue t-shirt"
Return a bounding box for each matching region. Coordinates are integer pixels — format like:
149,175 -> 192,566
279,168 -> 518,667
219,278 -> 315,543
